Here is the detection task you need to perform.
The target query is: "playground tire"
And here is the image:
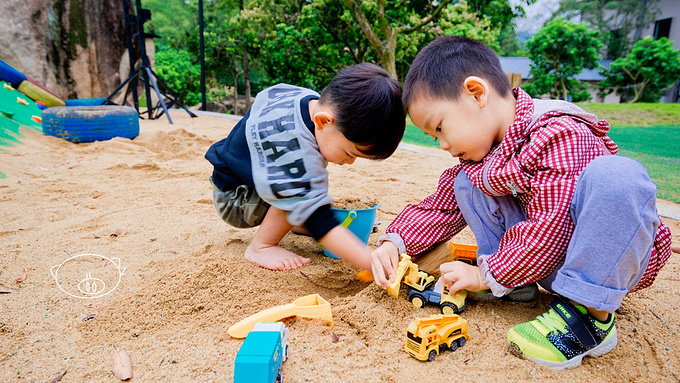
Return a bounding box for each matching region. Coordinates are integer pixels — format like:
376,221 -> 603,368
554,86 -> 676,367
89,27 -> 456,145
65,98 -> 107,107
0,60 -> 27,88
42,106 -> 139,143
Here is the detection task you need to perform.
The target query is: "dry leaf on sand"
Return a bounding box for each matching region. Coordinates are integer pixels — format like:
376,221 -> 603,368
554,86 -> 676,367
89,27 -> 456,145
112,346 -> 133,380
15,269 -> 26,283
111,227 -> 128,237
48,368 -> 67,382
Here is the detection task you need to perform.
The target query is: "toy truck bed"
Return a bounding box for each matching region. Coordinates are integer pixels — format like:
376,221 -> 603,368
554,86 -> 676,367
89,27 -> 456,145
234,331 -> 284,383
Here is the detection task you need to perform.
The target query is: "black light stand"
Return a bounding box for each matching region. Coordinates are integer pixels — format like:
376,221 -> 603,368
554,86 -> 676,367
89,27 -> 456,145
106,0 -> 197,124
198,0 -> 207,111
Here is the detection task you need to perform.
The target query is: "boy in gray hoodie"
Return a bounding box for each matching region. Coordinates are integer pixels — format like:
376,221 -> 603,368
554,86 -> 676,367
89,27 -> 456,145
206,63 -> 405,271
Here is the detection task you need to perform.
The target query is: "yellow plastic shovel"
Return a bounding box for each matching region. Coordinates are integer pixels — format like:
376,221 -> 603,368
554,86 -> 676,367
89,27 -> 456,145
228,294 -> 334,339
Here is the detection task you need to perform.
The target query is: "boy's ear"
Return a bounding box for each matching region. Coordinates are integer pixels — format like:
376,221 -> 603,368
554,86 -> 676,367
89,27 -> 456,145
313,111 -> 334,129
463,76 -> 488,109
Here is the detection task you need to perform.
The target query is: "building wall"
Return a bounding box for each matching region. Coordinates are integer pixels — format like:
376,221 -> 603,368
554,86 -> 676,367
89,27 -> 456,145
590,86 -> 621,104
522,81 -> 621,103
637,0 -> 680,50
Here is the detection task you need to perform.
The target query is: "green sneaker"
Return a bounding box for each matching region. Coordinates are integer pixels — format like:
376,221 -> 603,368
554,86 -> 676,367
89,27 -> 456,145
467,283 -> 539,302
506,297 -> 617,369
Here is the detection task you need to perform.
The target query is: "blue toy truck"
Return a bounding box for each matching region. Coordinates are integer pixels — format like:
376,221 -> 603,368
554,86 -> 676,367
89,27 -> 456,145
234,322 -> 289,383
407,278 -> 468,314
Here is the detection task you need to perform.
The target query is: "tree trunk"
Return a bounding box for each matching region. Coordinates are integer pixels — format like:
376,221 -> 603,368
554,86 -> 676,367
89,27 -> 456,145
233,67 -> 239,115
240,0 -> 251,109
243,48 -> 251,109
340,0 -> 453,79
629,79 -> 650,103
382,33 -> 397,78
340,0 -> 397,78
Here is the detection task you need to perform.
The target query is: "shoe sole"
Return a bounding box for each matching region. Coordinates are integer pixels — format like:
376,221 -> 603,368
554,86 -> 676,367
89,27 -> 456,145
468,284 -> 539,302
508,328 -> 618,369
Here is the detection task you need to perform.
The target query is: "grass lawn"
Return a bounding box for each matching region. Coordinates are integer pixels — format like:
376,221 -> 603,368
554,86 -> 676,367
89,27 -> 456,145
577,102 -> 680,127
402,103 -> 680,203
608,125 -> 680,203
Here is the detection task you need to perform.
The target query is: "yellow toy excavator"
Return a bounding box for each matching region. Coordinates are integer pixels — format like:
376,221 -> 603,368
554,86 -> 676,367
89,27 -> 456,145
387,254 -> 467,314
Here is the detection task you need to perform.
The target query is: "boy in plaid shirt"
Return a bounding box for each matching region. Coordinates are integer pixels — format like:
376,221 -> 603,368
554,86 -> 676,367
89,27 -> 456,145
370,36 -> 672,369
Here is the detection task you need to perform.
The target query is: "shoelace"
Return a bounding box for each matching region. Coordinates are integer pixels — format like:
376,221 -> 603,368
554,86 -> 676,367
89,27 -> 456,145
535,308 -> 568,335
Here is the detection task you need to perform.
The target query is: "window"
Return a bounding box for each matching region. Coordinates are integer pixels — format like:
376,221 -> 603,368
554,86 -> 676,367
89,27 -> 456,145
654,18 -> 672,40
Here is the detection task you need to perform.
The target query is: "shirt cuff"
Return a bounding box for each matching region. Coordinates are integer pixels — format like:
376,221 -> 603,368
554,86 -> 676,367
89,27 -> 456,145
376,233 -> 407,254
477,254 -> 510,297
305,204 -> 340,240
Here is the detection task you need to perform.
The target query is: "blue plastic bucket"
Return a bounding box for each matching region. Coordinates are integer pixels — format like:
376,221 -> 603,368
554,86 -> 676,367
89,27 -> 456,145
323,203 -> 379,259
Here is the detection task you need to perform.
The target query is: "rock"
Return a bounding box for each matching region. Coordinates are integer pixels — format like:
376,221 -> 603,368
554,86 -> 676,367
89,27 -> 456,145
0,0 -> 127,100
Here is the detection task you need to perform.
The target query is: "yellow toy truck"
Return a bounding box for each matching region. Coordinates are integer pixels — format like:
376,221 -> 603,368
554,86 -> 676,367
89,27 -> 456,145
448,242 -> 478,265
404,313 -> 470,361
387,254 -> 467,314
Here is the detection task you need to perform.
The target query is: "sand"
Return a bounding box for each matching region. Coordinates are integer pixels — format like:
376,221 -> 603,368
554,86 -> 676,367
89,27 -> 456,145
1,110 -> 679,382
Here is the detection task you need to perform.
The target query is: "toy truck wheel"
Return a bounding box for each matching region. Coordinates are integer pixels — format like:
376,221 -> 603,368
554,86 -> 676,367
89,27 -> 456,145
458,337 -> 466,347
440,302 -> 459,315
410,294 -> 425,308
427,350 -> 437,362
449,339 -> 458,351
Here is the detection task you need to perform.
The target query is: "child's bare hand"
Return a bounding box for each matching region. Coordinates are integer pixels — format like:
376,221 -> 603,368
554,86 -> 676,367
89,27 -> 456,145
370,242 -> 399,289
440,261 -> 487,295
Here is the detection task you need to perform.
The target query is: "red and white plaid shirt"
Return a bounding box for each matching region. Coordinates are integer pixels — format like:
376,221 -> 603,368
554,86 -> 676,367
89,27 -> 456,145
387,88 -> 672,292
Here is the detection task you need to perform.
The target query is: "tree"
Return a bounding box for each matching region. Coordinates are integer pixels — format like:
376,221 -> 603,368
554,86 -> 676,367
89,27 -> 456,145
155,48 -> 202,105
466,0 -> 532,57
599,37 -> 680,103
439,1 -> 501,51
523,18 -> 602,102
252,0 -> 367,90
144,0 -> 196,51
178,0 -> 265,112
339,0 -> 456,77
553,0 -> 660,59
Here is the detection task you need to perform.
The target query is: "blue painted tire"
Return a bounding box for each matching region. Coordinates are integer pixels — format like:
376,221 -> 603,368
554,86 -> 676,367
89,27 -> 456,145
0,60 -> 28,88
65,98 -> 107,107
42,106 -> 139,143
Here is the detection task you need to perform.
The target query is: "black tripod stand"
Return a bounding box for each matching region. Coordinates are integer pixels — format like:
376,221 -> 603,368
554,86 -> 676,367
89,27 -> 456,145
106,0 -> 196,124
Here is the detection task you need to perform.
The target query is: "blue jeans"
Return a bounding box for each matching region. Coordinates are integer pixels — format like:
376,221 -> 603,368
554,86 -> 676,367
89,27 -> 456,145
454,156 -> 659,312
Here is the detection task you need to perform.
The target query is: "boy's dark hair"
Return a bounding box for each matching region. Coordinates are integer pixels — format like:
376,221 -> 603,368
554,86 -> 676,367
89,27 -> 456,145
402,36 -> 511,109
319,63 -> 405,160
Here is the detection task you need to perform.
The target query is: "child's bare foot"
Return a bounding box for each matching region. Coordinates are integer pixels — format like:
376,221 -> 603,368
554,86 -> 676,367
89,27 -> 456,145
245,244 -> 312,270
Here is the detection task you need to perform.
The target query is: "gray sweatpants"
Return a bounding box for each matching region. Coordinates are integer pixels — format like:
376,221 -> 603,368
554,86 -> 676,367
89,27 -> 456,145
454,155 -> 659,312
210,177 -> 270,228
